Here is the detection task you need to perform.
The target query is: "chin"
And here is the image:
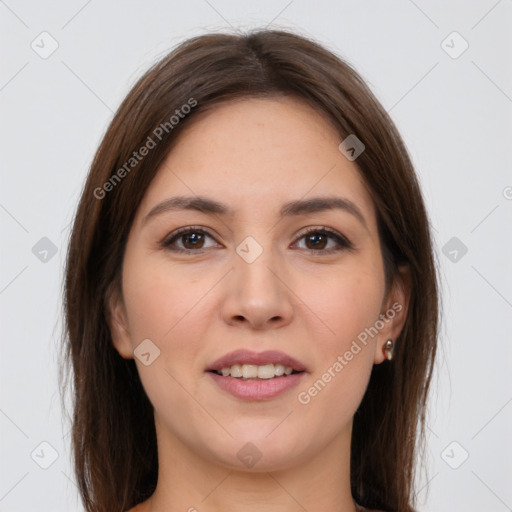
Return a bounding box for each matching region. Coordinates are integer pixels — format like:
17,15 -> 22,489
205,429 -> 310,472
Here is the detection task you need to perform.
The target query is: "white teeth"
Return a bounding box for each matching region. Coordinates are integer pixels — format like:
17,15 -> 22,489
216,363 -> 296,379
230,364 -> 242,378
242,364 -> 258,379
257,364 -> 275,379
274,364 -> 285,376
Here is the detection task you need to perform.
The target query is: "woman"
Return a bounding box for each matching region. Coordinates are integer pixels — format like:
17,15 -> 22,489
60,28 -> 439,512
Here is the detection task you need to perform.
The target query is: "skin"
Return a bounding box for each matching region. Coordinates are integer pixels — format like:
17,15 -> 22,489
107,97 -> 411,512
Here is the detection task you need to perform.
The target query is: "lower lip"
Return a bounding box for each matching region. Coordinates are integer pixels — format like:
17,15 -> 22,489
207,371 -> 306,400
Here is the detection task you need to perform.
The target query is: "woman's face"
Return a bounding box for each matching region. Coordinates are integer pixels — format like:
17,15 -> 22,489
108,97 -> 408,471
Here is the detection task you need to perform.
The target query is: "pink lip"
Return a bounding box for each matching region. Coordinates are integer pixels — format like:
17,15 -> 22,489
206,349 -> 307,372
207,371 -> 306,400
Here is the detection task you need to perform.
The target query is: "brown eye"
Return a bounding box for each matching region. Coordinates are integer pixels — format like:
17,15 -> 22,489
162,227 -> 218,253
181,231 -> 205,249
304,232 -> 328,250
162,226 -> 353,255
294,227 -> 353,253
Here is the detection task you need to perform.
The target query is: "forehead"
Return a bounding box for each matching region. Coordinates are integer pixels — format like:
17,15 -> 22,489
135,97 -> 377,230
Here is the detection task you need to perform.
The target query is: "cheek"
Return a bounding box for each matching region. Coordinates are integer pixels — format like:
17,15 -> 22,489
309,263 -> 384,347
296,263 -> 383,410
120,254 -> 216,413
121,250 -> 219,364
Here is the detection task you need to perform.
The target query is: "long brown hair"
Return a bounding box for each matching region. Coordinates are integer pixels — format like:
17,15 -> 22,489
59,28 -> 439,512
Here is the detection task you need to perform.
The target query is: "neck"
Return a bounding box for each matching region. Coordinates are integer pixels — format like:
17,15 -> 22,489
146,414 -> 358,512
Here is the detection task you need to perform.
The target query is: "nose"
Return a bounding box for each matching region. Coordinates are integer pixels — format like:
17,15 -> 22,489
220,244 -> 294,330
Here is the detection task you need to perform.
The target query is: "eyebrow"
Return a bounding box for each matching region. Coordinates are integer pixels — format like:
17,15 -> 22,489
143,195 -> 368,229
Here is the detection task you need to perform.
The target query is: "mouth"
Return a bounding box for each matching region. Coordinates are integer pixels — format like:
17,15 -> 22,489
205,349 -> 307,400
208,364 -> 303,380
206,349 -> 307,376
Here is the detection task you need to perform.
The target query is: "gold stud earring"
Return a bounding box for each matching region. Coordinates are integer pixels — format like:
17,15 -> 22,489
383,339 -> 394,361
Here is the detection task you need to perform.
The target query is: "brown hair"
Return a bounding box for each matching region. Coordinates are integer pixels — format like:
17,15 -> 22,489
59,28 -> 439,512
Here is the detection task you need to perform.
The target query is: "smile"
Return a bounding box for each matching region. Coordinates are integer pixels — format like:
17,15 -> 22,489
213,363 -> 297,379
205,349 -> 308,400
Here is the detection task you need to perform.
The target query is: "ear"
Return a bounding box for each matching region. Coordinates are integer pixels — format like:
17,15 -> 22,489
374,264 -> 411,364
105,281 -> 133,360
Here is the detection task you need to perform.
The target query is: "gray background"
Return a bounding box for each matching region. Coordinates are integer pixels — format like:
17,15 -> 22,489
1,0 -> 511,510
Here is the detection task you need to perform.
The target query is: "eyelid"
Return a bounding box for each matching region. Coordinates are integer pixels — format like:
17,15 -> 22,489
292,226 -> 354,251
161,225 -> 353,253
161,226 -> 219,250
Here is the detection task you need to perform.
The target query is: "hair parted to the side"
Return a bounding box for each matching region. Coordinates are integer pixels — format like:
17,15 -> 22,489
59,28 -> 439,512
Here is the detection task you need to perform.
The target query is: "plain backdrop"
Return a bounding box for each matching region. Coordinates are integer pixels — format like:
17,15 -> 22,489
1,1 -> 511,511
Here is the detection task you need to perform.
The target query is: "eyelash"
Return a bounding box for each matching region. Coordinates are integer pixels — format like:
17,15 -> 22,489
160,226 -> 354,255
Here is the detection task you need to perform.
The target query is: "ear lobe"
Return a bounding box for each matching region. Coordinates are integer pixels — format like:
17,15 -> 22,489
105,282 -> 133,359
374,264 -> 412,364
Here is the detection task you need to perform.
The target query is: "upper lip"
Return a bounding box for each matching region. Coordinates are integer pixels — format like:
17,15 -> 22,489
206,349 -> 307,372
